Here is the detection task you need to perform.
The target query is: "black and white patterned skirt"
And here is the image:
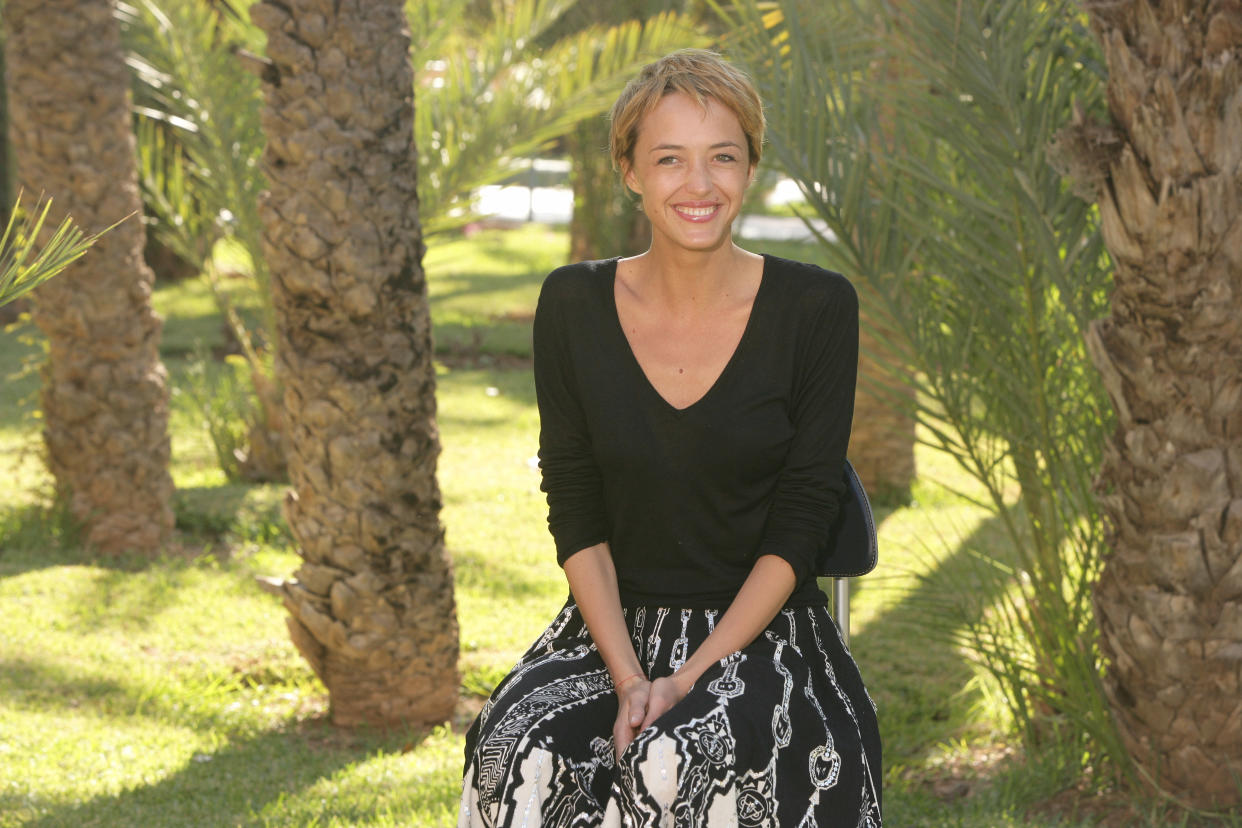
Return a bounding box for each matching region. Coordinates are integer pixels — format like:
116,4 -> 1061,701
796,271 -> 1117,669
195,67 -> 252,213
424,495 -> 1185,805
459,601 -> 882,827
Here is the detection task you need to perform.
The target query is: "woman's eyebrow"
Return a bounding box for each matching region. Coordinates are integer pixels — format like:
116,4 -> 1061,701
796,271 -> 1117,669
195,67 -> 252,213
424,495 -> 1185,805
648,140 -> 743,152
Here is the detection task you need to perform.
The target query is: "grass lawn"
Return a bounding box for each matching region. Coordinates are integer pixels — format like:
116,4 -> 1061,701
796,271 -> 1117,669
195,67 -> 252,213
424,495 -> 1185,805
0,225 -> 1191,827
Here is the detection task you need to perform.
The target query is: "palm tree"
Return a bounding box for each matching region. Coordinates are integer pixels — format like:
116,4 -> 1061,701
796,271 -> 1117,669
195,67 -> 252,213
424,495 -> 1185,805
249,0 -> 459,727
4,0 -> 175,555
1062,4 -> 1242,809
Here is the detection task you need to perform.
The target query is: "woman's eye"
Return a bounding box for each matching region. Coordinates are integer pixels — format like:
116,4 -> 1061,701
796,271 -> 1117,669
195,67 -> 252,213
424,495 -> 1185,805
715,153 -> 737,163
657,156 -> 679,165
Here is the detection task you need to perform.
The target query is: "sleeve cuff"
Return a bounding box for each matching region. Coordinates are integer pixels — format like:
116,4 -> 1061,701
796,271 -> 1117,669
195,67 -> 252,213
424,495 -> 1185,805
757,536 -> 819,586
554,531 -> 610,567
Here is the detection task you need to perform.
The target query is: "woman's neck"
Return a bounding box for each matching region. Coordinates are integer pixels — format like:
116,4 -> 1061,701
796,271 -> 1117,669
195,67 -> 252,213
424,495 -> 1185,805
623,240 -> 759,316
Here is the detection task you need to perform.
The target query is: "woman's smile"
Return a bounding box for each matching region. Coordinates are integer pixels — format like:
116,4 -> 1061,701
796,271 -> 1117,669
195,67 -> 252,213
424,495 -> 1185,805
673,202 -> 721,221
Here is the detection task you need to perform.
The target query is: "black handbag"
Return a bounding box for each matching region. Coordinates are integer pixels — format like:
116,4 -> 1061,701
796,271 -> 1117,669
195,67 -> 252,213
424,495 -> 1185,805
816,459 -> 879,578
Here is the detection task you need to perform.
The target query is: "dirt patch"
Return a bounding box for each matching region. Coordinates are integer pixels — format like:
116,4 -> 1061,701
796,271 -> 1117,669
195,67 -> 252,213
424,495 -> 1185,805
1032,784 -> 1238,828
452,695 -> 486,734
897,740 -> 1019,804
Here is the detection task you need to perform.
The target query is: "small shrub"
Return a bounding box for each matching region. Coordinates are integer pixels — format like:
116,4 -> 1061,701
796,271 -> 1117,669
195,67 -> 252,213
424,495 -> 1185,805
175,345 -> 256,482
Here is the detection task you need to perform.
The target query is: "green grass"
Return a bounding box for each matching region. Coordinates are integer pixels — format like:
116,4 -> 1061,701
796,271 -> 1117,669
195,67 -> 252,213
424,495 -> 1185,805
423,226 -> 567,359
0,225 -> 1214,827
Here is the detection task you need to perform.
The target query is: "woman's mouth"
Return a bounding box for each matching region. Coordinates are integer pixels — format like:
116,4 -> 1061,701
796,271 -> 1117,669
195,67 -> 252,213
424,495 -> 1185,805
673,204 -> 720,221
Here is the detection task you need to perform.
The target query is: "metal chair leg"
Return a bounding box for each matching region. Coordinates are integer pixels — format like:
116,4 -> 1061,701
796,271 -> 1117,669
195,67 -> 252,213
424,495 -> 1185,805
832,577 -> 850,647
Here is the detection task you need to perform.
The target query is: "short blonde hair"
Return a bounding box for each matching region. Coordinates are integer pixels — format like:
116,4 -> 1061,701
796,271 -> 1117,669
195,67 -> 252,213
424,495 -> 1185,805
608,49 -> 765,172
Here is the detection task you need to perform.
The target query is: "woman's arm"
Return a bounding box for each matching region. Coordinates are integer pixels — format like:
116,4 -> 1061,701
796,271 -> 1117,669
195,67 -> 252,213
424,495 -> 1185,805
563,542 -> 651,757
640,554 -> 796,727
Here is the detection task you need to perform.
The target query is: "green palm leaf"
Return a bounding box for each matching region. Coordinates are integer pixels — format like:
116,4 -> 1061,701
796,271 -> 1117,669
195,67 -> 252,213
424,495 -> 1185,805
0,193 -> 107,308
411,0 -> 705,233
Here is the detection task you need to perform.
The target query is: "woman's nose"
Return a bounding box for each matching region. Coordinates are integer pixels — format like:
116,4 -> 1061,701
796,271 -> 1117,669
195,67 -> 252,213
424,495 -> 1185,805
684,160 -> 712,194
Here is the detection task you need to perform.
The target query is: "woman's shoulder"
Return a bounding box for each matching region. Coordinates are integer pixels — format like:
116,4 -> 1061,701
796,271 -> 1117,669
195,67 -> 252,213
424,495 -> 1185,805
539,258 -> 619,305
760,254 -> 858,313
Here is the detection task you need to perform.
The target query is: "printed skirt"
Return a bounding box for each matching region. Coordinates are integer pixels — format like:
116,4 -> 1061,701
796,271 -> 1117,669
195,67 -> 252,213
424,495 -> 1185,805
459,601 -> 882,827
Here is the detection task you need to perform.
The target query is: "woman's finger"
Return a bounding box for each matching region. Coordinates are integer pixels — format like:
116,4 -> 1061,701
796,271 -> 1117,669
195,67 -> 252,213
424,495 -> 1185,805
628,693 -> 644,727
614,716 -> 635,759
639,698 -> 668,730
622,682 -> 649,727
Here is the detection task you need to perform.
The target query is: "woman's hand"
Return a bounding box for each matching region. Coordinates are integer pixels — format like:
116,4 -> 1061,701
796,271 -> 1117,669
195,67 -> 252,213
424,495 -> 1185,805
613,676 -> 651,759
639,676 -> 688,730
615,675 -> 690,759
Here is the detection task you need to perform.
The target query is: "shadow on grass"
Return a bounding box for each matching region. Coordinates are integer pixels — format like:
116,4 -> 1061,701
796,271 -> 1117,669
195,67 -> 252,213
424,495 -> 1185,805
433,320 -> 534,361
173,484 -> 290,546
430,267 -> 545,307
0,656 -> 131,712
850,510 -> 1015,764
17,720 -> 426,828
0,654 -> 293,745
0,497 -> 87,575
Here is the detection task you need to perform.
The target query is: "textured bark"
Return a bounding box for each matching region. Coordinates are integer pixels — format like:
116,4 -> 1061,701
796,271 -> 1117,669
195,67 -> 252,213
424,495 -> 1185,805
850,2 -> 916,501
1074,0 -> 1242,808
5,0 -> 174,554
250,0 -> 459,727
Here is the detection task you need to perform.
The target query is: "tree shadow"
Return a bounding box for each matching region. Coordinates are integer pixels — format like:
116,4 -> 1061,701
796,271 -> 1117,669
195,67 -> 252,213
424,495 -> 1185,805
2,652 -> 434,827
430,267 -> 545,307
172,483 -> 289,545
15,717 -> 425,828
434,319 -> 534,361
847,508 -> 1017,764
0,655 -> 131,713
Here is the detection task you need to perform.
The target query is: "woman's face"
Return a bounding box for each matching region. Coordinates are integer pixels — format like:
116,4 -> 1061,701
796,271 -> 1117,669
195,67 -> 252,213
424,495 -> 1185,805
623,92 -> 754,255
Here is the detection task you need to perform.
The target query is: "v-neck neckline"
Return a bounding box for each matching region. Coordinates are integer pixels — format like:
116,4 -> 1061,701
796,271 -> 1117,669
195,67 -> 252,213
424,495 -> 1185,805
606,254 -> 770,415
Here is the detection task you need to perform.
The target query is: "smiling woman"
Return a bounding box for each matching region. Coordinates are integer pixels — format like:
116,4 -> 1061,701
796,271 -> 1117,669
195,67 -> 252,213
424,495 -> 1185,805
622,93 -> 753,261
458,50 -> 882,827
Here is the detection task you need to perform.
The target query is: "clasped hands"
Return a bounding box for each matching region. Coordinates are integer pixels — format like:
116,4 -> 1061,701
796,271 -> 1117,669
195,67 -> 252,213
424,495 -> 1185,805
612,673 -> 687,759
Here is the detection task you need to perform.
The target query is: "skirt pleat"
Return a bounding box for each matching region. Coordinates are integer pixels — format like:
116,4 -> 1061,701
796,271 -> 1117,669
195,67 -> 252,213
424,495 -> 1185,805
460,602 -> 882,827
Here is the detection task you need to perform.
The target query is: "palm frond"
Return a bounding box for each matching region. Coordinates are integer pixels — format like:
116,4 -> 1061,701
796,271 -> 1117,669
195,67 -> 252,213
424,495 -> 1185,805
412,0 -> 706,233
0,193 -> 110,308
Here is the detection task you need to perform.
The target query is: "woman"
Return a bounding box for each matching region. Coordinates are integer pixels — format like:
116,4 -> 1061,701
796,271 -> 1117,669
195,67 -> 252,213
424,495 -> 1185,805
460,49 -> 882,827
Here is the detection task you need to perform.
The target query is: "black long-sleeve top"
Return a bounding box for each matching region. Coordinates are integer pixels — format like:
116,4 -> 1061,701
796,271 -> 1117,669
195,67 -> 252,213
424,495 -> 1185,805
534,254 -> 858,609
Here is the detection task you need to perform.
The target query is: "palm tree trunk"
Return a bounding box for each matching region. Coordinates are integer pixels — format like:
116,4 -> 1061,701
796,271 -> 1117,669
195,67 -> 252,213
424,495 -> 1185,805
1075,3 -> 1242,808
250,0 -> 459,727
5,0 -> 174,554
567,100 -> 650,261
851,308 -> 916,501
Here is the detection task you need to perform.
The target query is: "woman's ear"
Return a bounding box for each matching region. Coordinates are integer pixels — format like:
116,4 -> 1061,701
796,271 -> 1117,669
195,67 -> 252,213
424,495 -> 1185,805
622,160 -> 641,196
